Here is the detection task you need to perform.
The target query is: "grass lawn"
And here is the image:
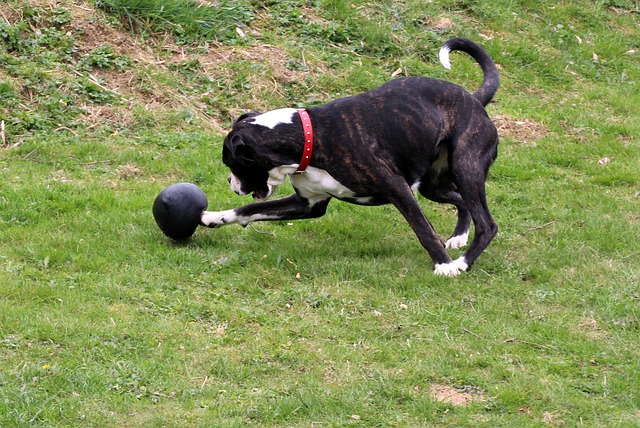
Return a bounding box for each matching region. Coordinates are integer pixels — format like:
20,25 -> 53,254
1,0 -> 639,426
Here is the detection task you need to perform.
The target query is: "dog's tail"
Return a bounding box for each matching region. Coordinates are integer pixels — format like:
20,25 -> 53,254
438,38 -> 499,106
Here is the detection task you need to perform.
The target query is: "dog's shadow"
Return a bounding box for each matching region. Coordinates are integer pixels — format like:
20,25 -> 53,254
195,203 -> 464,260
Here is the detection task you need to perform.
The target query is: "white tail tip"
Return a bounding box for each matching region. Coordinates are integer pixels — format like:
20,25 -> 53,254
439,45 -> 452,70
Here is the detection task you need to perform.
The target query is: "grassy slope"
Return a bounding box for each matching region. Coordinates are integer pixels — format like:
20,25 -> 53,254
1,0 -> 639,427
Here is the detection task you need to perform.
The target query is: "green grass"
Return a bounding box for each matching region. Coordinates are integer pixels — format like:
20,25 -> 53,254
95,0 -> 254,44
1,0 -> 640,426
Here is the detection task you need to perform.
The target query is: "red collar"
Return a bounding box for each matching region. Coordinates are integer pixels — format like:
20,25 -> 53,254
294,109 -> 313,174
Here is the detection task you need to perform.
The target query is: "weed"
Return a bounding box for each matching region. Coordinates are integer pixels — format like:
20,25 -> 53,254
78,44 -> 131,71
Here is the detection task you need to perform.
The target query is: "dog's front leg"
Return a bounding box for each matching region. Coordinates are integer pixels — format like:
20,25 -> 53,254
201,194 -> 330,228
389,184 -> 467,277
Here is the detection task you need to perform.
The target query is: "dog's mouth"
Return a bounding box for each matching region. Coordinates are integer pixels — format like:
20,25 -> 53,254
251,184 -> 275,202
228,173 -> 275,201
251,186 -> 275,202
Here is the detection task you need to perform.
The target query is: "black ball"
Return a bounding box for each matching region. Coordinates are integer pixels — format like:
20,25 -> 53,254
153,182 -> 208,241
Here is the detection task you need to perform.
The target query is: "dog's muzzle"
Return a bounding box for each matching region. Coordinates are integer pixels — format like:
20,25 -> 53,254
228,174 -> 274,201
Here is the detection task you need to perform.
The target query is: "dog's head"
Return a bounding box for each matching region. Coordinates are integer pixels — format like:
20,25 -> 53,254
222,111 -> 275,201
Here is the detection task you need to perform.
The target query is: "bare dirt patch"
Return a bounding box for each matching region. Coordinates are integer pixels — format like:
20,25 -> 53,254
428,17 -> 455,32
493,115 -> 549,143
196,44 -> 307,84
429,384 -> 486,406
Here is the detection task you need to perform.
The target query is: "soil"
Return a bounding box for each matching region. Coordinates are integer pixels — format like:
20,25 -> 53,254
493,115 -> 549,143
429,384 -> 486,406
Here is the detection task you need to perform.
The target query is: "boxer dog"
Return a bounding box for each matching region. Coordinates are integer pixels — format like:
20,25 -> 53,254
201,38 -> 500,276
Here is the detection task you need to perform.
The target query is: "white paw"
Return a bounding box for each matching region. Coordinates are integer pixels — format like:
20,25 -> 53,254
200,209 -> 236,227
445,232 -> 469,250
453,256 -> 468,272
434,262 -> 461,277
433,257 -> 468,277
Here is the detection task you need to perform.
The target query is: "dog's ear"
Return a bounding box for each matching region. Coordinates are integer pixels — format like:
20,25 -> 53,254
233,111 -> 261,127
228,134 -> 256,166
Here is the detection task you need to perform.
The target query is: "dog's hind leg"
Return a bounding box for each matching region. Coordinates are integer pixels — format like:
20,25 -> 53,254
455,189 -> 497,271
418,169 -> 471,250
448,153 -> 498,271
445,208 -> 471,249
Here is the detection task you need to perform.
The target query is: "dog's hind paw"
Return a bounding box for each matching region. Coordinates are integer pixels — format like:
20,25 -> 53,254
434,257 -> 469,277
445,232 -> 469,250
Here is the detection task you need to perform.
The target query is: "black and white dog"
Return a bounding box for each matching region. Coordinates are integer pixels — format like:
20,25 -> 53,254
202,38 -> 500,276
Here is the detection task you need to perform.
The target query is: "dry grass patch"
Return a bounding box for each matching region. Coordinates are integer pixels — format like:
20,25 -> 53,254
577,314 -> 607,340
0,2 -> 22,24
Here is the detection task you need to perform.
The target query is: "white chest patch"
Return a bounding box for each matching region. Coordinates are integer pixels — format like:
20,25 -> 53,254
251,108 -> 297,129
288,166 -> 374,204
265,165 -> 356,203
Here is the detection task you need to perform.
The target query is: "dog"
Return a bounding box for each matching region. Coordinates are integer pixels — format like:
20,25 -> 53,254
201,38 -> 500,276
